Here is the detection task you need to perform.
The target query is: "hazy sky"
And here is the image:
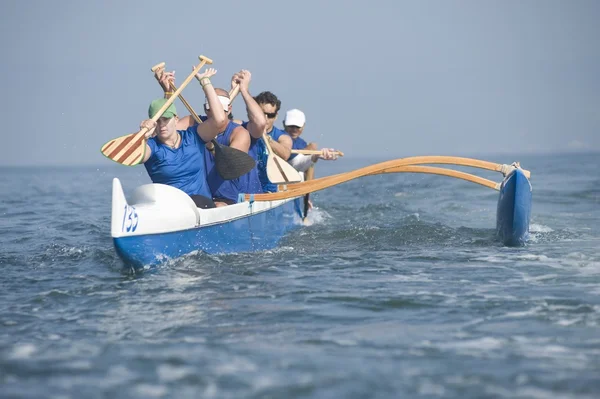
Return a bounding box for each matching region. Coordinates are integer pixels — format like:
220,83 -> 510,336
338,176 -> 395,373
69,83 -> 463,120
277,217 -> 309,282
1,0 -> 598,165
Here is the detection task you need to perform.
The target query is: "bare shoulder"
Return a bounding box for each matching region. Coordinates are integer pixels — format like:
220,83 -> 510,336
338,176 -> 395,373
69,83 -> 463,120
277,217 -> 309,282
232,125 -> 250,137
279,133 -> 293,144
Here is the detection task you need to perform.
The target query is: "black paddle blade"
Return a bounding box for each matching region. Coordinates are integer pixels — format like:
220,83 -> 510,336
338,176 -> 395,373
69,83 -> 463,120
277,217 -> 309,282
213,140 -> 256,180
302,193 -> 310,221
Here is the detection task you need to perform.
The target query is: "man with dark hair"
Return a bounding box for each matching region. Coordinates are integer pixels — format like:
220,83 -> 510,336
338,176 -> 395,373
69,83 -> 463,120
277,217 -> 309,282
236,90 -> 294,192
252,91 -> 293,161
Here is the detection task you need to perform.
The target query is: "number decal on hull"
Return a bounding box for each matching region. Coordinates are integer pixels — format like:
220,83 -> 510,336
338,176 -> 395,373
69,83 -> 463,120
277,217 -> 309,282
121,205 -> 139,233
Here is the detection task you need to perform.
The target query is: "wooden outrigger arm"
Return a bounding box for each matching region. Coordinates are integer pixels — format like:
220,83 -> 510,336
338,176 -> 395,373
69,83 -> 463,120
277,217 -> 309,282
244,156 -> 528,201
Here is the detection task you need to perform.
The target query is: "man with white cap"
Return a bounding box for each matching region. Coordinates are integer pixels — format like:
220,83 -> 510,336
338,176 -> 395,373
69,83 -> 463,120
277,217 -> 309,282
283,108 -> 338,176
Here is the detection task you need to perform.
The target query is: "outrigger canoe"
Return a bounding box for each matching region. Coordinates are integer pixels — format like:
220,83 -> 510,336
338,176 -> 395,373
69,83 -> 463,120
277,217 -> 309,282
111,156 -> 532,269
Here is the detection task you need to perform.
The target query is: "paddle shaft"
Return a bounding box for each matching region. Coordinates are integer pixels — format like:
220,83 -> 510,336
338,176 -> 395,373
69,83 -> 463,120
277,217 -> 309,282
103,56 -> 212,165
291,149 -> 344,157
148,56 -> 212,126
263,132 -> 293,183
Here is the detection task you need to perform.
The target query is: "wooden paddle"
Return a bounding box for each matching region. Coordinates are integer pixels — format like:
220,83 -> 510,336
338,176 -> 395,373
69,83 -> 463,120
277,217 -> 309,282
262,132 -> 302,184
244,156 -> 529,201
291,149 -> 344,157
101,55 -> 213,166
150,63 -> 255,180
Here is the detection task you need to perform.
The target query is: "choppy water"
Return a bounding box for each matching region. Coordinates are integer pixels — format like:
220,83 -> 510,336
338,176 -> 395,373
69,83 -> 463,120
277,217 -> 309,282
1,153 -> 599,398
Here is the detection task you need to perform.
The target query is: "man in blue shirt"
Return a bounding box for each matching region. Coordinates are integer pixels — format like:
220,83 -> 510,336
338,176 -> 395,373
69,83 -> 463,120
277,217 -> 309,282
140,68 -> 228,208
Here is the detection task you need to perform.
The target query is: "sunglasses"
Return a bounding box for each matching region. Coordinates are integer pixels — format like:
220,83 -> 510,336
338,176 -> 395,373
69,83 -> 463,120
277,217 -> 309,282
264,111 -> 277,119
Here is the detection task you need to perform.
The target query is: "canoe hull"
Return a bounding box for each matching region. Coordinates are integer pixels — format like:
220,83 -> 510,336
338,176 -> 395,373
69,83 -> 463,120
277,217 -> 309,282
496,168 -> 532,246
111,178 -> 302,269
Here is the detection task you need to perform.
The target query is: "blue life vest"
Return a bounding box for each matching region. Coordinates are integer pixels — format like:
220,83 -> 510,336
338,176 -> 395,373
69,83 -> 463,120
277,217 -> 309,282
144,124 -> 210,198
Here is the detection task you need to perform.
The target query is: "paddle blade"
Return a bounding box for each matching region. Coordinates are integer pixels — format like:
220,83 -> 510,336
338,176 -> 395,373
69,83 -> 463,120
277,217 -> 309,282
101,131 -> 146,166
266,154 -> 302,184
302,193 -> 310,221
213,141 -> 256,180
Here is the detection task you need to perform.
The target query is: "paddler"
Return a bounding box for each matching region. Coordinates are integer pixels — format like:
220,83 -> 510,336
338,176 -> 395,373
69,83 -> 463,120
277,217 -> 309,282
282,108 -> 338,175
139,68 -> 227,208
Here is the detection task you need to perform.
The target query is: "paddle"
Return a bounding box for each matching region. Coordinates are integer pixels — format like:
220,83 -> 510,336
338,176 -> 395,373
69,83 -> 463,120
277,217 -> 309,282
292,149 -> 344,157
244,156 -> 529,201
151,63 -> 255,180
101,55 -> 213,166
262,132 -> 302,184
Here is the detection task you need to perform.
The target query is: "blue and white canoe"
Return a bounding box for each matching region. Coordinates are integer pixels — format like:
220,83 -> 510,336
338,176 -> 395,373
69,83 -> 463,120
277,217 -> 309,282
111,178 -> 303,269
496,167 -> 532,246
111,162 -> 532,268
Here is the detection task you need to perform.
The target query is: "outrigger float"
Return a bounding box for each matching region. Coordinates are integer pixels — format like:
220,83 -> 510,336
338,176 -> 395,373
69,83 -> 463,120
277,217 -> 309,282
111,156 -> 532,269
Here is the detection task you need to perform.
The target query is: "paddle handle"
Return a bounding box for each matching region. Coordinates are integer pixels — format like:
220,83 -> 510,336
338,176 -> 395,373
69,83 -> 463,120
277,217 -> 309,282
152,62 -> 240,126
149,55 -> 212,123
166,80 -> 202,124
229,84 -> 240,102
150,62 -> 166,72
291,149 -> 344,157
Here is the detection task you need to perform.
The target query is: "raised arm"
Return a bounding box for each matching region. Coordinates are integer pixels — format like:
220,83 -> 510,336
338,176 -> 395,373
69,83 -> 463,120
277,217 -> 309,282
154,68 -> 197,130
233,70 -> 266,139
288,148 -> 339,172
139,119 -> 157,163
195,68 -> 228,142
154,68 -> 175,98
229,126 -> 251,153
268,134 -> 292,160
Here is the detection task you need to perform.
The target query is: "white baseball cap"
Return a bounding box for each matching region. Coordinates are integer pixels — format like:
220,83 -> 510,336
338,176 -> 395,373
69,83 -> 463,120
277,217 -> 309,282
205,95 -> 231,110
284,109 -> 306,127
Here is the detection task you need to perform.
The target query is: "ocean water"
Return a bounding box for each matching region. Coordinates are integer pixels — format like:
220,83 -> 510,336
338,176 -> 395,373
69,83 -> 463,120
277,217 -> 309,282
1,153 -> 599,398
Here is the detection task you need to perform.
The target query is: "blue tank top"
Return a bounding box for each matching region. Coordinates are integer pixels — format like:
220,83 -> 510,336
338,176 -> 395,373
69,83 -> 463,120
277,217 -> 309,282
289,136 -> 308,160
144,125 -> 210,198
238,136 -> 264,195
241,123 -> 291,192
268,125 -> 289,142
